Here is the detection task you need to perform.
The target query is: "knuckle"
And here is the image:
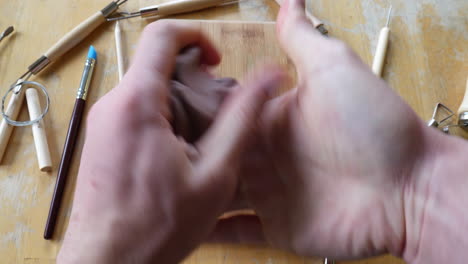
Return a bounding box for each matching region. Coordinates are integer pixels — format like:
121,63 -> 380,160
327,40 -> 356,62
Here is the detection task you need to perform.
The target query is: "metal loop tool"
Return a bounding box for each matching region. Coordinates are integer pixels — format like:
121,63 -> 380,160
1,81 -> 50,127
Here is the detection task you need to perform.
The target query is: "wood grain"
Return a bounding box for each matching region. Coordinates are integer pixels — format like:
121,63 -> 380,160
0,0 -> 467,263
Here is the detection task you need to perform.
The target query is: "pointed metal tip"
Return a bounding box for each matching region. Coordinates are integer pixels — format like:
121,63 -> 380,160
386,6 -> 393,27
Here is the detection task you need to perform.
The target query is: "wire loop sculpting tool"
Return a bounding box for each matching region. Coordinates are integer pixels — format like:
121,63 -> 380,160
427,102 -> 455,128
107,0 -> 239,21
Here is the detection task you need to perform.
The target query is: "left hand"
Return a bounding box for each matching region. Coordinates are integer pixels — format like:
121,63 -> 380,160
57,20 -> 284,264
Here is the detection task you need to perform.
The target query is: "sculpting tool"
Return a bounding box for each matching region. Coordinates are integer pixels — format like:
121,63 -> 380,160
11,0 -> 126,84
0,26 -> 14,43
26,88 -> 52,172
0,80 -> 24,163
372,6 -> 392,77
44,46 -> 97,240
108,0 -> 240,21
115,21 -> 125,81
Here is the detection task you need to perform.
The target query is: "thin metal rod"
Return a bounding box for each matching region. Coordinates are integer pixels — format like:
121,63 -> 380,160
386,5 -> 393,27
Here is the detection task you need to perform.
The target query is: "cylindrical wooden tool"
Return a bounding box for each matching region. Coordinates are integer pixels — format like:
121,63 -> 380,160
26,1 -> 122,76
115,21 -> 125,81
138,0 -> 230,18
26,88 -> 52,172
457,77 -> 468,129
0,80 -> 25,163
372,26 -> 390,77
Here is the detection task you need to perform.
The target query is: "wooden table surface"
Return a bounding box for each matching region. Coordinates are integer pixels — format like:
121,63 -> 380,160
0,0 -> 466,263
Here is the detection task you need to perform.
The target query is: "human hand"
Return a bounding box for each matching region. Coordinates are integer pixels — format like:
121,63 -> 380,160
57,21 -> 283,264
212,0 -> 448,261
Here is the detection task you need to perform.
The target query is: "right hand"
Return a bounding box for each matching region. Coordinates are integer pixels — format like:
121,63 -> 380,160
212,0 -> 453,262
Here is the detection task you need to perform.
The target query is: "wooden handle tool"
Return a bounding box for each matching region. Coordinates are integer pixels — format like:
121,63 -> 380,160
135,0 -> 236,19
0,80 -> 25,163
115,21 -> 125,81
372,6 -> 392,77
21,0 -> 125,78
458,77 -> 468,129
26,88 -> 52,172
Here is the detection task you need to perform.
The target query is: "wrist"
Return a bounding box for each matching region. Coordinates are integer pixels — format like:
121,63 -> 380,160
402,126 -> 468,263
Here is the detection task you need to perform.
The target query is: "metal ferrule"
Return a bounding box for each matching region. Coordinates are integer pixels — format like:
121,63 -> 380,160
28,56 -> 50,74
101,1 -> 119,17
139,6 -> 159,18
458,112 -> 468,129
77,58 -> 96,100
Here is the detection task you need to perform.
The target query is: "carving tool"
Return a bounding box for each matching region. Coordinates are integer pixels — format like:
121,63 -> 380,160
0,80 -> 24,163
0,26 -> 14,43
372,6 -> 392,77
108,0 -> 240,21
274,0 -> 328,35
457,77 -> 468,130
26,88 -> 52,172
115,21 -> 125,81
11,0 -> 126,84
44,46 -> 97,240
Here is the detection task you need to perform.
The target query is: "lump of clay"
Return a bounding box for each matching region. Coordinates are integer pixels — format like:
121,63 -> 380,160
170,47 -> 238,143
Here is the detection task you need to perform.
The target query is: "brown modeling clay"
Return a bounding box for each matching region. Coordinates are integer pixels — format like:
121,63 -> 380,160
170,47 -> 238,143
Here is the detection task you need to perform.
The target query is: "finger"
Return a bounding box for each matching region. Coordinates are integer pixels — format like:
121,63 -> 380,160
129,20 -> 220,81
276,0 -> 330,69
121,20 -> 221,120
206,215 -> 267,245
193,67 -> 285,189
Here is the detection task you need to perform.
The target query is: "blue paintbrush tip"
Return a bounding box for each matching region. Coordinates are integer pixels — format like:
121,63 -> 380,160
87,45 -> 97,60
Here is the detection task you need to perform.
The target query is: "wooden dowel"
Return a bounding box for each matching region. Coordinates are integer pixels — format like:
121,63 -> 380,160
115,21 -> 125,81
372,26 -> 390,77
0,80 -> 25,163
26,88 -> 52,172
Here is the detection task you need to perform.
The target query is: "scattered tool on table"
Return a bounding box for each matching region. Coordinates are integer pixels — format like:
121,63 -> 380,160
0,26 -> 14,43
0,80 -> 25,162
274,0 -> 328,35
108,0 -> 240,21
3,0 -> 126,89
115,21 -> 125,81
372,6 -> 392,77
44,46 -> 97,240
26,88 -> 52,172
427,102 -> 454,129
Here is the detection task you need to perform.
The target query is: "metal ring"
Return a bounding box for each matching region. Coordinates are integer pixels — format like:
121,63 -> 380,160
1,80 -> 50,127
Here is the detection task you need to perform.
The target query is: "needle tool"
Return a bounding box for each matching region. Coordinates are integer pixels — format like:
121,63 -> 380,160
372,6 -> 392,77
107,0 -> 240,21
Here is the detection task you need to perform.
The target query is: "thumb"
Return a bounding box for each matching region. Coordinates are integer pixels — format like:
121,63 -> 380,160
192,67 -> 285,191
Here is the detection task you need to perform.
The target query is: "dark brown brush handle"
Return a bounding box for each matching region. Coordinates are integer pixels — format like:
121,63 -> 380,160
44,98 -> 86,239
